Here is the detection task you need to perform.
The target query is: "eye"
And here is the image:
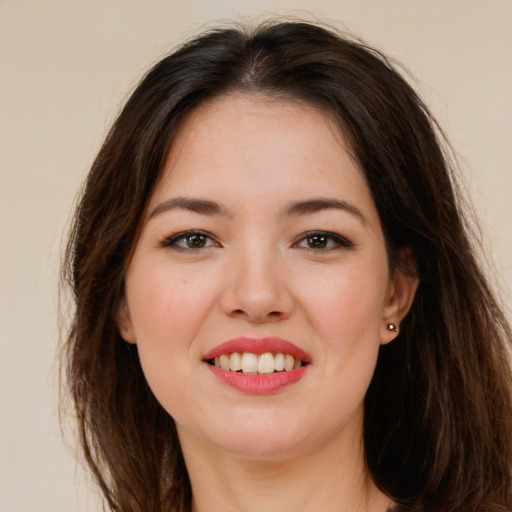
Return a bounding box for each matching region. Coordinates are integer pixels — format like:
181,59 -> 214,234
293,231 -> 352,251
161,230 -> 219,250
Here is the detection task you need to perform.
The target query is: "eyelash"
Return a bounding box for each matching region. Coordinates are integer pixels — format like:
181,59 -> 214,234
161,230 -> 220,251
161,230 -> 352,252
292,231 -> 353,251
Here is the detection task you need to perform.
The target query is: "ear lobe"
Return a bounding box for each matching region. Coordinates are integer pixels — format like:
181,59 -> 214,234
116,301 -> 136,344
380,251 -> 419,345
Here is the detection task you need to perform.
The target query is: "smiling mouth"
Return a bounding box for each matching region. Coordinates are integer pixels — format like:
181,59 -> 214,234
206,352 -> 308,374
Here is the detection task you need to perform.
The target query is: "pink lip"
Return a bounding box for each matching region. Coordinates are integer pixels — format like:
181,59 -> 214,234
203,336 -> 312,362
203,337 -> 311,395
207,365 -> 308,395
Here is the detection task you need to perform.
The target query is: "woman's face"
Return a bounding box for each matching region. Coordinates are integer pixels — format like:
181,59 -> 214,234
118,93 -> 416,459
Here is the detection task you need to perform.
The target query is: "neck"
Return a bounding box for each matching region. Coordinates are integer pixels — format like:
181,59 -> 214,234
178,416 -> 392,512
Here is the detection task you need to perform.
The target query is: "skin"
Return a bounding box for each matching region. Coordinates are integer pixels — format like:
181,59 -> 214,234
117,93 -> 418,511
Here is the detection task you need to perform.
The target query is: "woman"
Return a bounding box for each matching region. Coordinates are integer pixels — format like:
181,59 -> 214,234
61,20 -> 512,512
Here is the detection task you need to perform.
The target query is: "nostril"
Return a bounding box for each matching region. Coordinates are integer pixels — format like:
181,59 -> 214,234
230,309 -> 283,319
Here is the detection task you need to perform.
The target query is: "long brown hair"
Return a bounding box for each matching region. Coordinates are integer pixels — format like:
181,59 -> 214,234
61,20 -> 512,511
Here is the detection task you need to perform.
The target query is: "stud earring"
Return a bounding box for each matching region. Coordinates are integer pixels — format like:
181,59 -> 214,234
387,323 -> 400,334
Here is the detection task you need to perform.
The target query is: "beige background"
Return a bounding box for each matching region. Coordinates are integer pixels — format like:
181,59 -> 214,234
1,1 -> 511,511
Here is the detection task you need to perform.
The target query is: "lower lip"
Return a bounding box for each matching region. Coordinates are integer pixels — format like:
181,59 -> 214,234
206,364 -> 308,395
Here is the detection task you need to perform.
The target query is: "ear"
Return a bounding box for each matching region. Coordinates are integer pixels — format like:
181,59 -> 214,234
116,300 -> 136,344
380,250 -> 419,345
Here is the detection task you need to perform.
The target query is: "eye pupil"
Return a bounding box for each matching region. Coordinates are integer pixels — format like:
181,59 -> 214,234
308,236 -> 328,249
187,234 -> 206,248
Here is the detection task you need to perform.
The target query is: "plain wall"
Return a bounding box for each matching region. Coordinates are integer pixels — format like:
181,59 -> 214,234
1,1 -> 510,511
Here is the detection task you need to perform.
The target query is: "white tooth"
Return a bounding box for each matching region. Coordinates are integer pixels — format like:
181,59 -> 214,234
220,354 -> 230,370
284,354 -> 295,371
293,358 -> 302,370
214,357 -> 221,368
258,353 -> 275,374
229,352 -> 242,371
241,352 -> 258,374
274,353 -> 285,371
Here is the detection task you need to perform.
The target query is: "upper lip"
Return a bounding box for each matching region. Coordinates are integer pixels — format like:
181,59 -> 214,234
203,336 -> 312,362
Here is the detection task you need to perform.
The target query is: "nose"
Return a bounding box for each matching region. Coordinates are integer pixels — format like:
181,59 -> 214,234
220,244 -> 293,323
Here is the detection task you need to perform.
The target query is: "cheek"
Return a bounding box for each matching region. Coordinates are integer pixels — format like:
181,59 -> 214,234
124,261 -> 222,419
127,260 -> 216,343
125,260 -> 220,383
297,261 -> 388,394
299,263 -> 388,342
303,271 -> 387,418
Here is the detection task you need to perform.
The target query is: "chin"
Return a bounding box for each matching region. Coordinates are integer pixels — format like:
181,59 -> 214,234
178,408 -> 313,460
214,431 -> 307,460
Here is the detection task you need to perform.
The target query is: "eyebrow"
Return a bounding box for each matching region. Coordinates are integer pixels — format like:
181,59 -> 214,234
149,196 -> 230,218
149,196 -> 366,223
283,198 -> 367,223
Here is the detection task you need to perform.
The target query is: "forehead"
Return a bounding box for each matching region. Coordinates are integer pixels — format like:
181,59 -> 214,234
149,93 -> 376,221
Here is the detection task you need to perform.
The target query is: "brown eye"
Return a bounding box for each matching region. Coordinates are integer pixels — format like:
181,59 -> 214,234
162,230 -> 218,250
307,235 -> 329,249
294,231 -> 352,251
185,234 -> 207,248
